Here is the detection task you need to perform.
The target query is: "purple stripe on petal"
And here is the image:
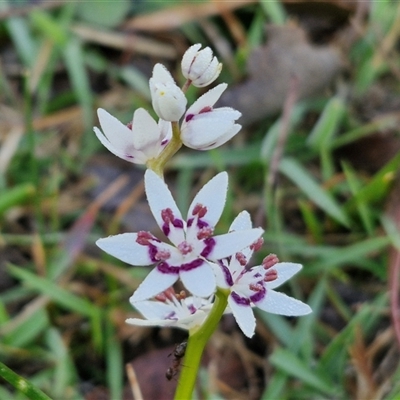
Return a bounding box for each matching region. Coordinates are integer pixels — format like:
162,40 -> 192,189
220,263 -> 234,286
186,114 -> 195,122
197,219 -> 209,229
181,258 -> 203,271
231,291 -> 250,306
187,218 -> 194,227
250,287 -> 266,303
162,223 -> 170,236
201,237 -> 215,258
148,244 -> 159,262
173,219 -> 184,229
157,262 -> 180,275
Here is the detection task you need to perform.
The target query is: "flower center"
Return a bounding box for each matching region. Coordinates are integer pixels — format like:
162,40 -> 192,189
178,241 -> 193,255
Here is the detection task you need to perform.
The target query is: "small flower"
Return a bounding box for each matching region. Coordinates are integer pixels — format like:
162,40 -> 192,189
213,211 -> 312,338
96,170 -> 263,301
181,44 -> 222,87
126,288 -> 212,331
149,64 -> 187,121
94,108 -> 171,164
180,84 -> 241,150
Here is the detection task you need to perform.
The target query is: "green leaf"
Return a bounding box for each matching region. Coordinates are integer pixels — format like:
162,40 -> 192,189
8,265 -> 100,319
269,347 -> 337,395
279,157 -> 350,227
307,96 -> 346,150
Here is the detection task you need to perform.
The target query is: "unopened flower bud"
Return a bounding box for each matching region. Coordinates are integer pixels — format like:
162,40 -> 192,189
149,64 -> 187,121
181,44 -> 222,87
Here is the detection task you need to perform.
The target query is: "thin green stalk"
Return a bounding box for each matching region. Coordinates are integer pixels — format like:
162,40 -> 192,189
147,121 -> 182,176
0,361 -> 52,400
174,288 -> 229,399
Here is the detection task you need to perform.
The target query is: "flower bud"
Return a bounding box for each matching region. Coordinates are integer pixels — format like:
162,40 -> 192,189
181,44 -> 222,87
181,84 -> 241,150
149,64 -> 187,121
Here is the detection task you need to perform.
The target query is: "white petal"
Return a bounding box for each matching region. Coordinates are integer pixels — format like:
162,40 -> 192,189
94,127 -> 147,164
187,172 -> 228,227
96,233 -> 153,266
151,63 -> 175,85
210,228 -> 264,260
97,108 -> 132,149
131,109 -> 161,151
256,290 -> 312,316
181,110 -> 241,149
131,266 -> 179,302
144,170 -> 185,245
181,44 -> 202,77
266,263 -> 303,289
200,123 -> 241,150
229,211 -> 252,232
210,262 -> 230,289
180,262 -> 216,297
186,84 -> 227,114
228,295 -> 256,338
132,299 -> 172,320
125,318 -> 170,327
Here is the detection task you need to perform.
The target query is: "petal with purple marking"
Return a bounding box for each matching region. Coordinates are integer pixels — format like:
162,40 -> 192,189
96,233 -> 153,266
228,294 -> 256,338
131,265 -> 179,302
180,262 -> 216,297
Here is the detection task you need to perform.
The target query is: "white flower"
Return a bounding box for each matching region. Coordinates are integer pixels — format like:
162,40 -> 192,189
181,44 -> 222,87
94,108 -> 171,164
96,170 -> 263,301
213,212 -> 312,338
126,288 -> 212,331
149,64 -> 187,121
180,84 -> 241,150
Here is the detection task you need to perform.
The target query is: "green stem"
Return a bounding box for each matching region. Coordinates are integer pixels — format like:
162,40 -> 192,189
174,288 -> 229,399
0,361 -> 52,400
147,121 -> 182,177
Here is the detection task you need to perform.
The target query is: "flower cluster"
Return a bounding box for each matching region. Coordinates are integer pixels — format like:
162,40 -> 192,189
94,44 -> 240,165
94,44 -> 311,339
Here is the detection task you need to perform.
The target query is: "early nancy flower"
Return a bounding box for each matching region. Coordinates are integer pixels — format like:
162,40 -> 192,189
94,108 -> 171,164
96,170 -> 263,301
149,64 -> 187,121
126,288 -> 213,332
181,44 -> 222,87
180,83 -> 241,150
213,211 -> 312,338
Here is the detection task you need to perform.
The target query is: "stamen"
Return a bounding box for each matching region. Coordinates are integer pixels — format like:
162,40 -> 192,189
235,252 -> 247,266
197,226 -> 213,240
161,208 -> 174,224
176,290 -> 187,300
192,203 -> 207,218
262,253 -> 279,269
136,231 -> 155,245
250,237 -> 264,252
249,283 -> 264,292
199,106 -> 212,114
264,269 -> 278,282
126,121 -> 133,130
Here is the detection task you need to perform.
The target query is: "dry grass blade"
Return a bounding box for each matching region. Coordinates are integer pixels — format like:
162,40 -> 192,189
126,362 -> 144,400
123,0 -> 256,32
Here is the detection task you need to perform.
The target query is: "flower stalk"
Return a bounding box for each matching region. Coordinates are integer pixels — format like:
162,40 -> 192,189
174,288 -> 229,400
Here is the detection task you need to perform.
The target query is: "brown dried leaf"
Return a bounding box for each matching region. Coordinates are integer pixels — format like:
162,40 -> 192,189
219,23 -> 343,126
